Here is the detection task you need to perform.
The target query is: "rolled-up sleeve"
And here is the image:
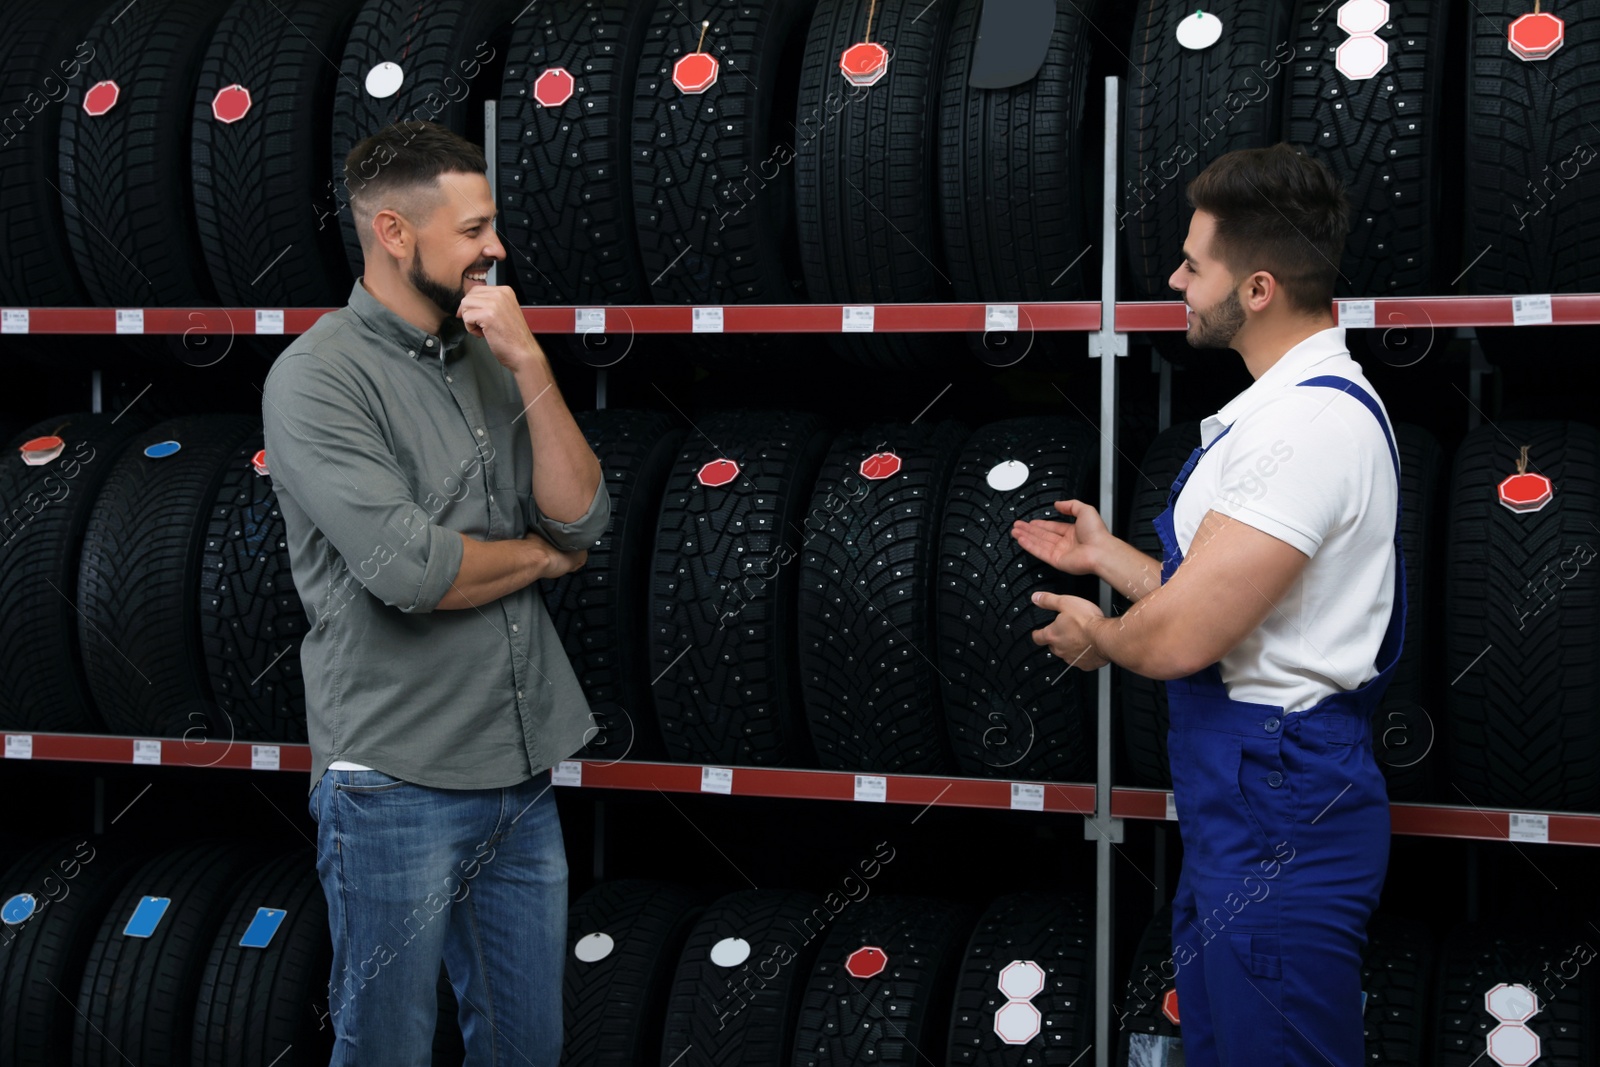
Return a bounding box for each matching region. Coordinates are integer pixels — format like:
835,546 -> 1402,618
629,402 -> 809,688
525,477 -> 611,552
262,350 -> 465,614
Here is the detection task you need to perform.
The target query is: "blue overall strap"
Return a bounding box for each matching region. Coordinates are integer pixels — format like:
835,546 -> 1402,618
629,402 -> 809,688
1164,422 -> 1234,512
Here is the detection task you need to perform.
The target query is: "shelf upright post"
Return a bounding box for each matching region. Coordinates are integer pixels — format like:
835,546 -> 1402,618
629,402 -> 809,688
485,100 -> 499,289
1086,75 -> 1130,1067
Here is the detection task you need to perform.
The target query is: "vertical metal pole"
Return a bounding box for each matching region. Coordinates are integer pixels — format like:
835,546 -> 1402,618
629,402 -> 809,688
596,368 -> 608,411
93,776 -> 105,835
484,100 -> 500,288
1157,352 -> 1171,434
91,370 -> 102,415
592,799 -> 606,882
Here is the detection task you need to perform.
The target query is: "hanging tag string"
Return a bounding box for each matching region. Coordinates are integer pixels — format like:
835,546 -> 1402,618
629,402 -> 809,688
695,19 -> 710,54
1516,445 -> 1530,474
866,0 -> 879,43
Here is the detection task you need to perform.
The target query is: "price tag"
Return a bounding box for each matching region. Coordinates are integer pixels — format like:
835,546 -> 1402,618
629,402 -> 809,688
250,745 -> 280,771
2,309 -> 28,334
551,760 -> 583,787
1010,782 -> 1044,811
853,774 -> 887,803
1512,294 -> 1553,326
1165,793 -> 1178,821
1508,812 -> 1549,843
842,306 -> 875,333
700,765 -> 733,794
986,305 -> 1019,332
1337,300 -> 1376,329
238,907 -> 287,949
5,735 -> 32,760
574,308 -> 606,334
115,309 -> 145,335
692,307 -> 725,333
255,309 -> 284,335
132,739 -> 161,765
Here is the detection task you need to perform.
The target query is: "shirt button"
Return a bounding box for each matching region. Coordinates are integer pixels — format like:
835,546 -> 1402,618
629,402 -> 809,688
1266,772 -> 1284,788
408,350 -> 416,359
511,623 -> 519,633
446,375 -> 453,383
426,338 -> 434,347
516,690 -> 524,700
1264,717 -> 1281,734
477,428 -> 485,437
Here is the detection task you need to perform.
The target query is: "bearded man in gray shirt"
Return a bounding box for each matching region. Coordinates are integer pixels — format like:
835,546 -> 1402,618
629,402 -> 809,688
262,119 -> 610,1065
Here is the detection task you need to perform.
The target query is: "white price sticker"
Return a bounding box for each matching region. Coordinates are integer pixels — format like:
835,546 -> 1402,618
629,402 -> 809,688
1010,782 -> 1044,811
551,760 -> 583,787
574,308 -> 606,334
132,739 -> 161,765
842,306 -> 875,333
985,304 -> 1019,332
116,309 -> 145,335
700,765 -> 733,794
1508,812 -> 1549,843
853,774 -> 887,803
1512,294 -> 1553,326
2,309 -> 28,334
5,735 -> 32,760
1165,793 -> 1178,821
250,745 -> 280,771
1338,300 -> 1376,329
255,309 -> 284,335
692,307 -> 725,333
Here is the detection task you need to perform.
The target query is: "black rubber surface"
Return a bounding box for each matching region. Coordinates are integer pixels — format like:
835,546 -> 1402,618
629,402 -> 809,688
1285,0 -> 1450,296
561,879 -> 703,1067
1361,915 -> 1433,1067
0,414 -> 144,733
660,888 -> 826,1065
78,415 -> 261,739
1121,0 -> 1295,301
200,432 -> 308,744
945,892 -> 1094,1065
540,409 -> 683,763
798,421 -> 968,774
1114,905 -> 1181,1067
497,0 -> 653,306
649,410 -> 832,766
193,0 -> 363,308
190,851 -> 331,1067
58,0 -> 225,307
937,416 -> 1099,781
791,894 -> 969,1067
1444,421 -> 1600,811
631,0 -> 811,306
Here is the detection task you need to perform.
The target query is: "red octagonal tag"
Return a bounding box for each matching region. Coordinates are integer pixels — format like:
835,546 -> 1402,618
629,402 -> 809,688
673,52 -> 719,94
83,80 -> 120,117
211,84 -> 252,124
1162,988 -> 1181,1025
840,42 -> 890,87
1499,471 -> 1553,514
845,945 -> 887,979
533,67 -> 575,108
696,459 -> 739,487
859,451 -> 901,480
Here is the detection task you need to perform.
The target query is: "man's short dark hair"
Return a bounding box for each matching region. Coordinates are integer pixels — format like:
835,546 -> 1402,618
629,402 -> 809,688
1185,144 -> 1351,316
343,121 -> 486,251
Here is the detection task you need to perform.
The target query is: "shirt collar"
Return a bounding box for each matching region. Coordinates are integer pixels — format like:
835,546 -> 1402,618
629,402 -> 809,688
1200,325 -> 1350,446
347,276 -> 471,364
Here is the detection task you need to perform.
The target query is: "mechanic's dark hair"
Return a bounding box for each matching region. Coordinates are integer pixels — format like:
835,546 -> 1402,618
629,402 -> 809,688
343,121 -> 486,249
1185,143 -> 1350,316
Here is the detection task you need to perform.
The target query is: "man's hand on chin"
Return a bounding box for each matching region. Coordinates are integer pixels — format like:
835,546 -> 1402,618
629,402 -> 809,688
457,284 -> 547,375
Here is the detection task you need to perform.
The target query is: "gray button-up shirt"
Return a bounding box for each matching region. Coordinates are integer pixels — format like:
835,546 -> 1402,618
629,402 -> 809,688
262,277 -> 611,794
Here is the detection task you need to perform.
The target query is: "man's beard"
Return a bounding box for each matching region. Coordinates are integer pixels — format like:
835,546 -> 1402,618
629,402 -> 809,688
408,249 -> 466,322
1187,285 -> 1246,349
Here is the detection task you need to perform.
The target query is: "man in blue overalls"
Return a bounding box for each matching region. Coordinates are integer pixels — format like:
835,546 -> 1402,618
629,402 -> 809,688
1014,143 -> 1401,1066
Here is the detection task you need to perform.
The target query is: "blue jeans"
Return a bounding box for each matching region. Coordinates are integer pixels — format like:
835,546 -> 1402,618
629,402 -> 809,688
308,768 -> 567,1065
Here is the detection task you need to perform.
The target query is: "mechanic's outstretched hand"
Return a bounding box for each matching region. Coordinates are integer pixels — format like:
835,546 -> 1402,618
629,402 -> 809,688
1029,590 -> 1109,671
1010,499 -> 1108,576
458,283 -> 545,375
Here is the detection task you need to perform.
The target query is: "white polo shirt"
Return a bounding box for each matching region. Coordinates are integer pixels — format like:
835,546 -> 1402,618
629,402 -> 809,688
1170,325 -> 1399,714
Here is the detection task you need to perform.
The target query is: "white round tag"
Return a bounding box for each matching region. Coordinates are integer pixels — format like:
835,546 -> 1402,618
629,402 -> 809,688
365,62 -> 404,99
710,937 -> 752,967
1175,11 -> 1223,50
573,931 -> 614,962
986,460 -> 1029,492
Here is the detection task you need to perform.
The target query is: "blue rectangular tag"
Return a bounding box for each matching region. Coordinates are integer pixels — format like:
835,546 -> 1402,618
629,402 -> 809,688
122,896 -> 170,939
238,907 -> 287,949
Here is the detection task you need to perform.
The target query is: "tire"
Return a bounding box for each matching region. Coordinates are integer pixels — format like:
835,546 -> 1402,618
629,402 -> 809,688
73,842 -> 257,1067
1121,0 -> 1295,301
199,432 -> 308,743
540,410 -> 684,763
1284,0 -> 1451,296
659,889 -> 826,1065
937,417 -> 1099,781
1444,421 -> 1600,810
497,0 -> 654,306
0,838 -> 139,1067
631,0 -> 811,306
1362,915 -> 1433,1067
58,0 -> 227,307
190,852 -> 332,1067
798,421 -> 969,773
562,880 -> 703,1067
938,0 -> 1096,303
794,0 -> 959,368
0,414 -> 145,733
78,415 -> 261,739
790,894 -> 969,1067
1114,905 -> 1181,1067
330,0 -> 520,278
0,0 -> 100,306
1433,920 -> 1596,1066
945,893 -> 1094,1065
1462,0 -> 1600,295
193,0 -> 363,308
1116,423 -> 1198,790
649,410 -> 833,766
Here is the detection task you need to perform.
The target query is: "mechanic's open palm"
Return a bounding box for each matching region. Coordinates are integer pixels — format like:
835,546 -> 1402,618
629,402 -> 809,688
1010,499 -> 1108,576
